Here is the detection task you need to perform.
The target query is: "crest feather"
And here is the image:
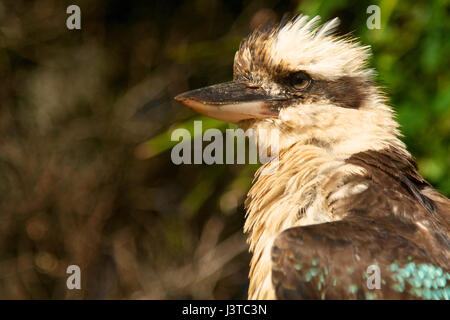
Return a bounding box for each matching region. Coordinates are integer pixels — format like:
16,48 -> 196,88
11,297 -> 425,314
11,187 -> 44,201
315,17 -> 340,38
272,15 -> 374,79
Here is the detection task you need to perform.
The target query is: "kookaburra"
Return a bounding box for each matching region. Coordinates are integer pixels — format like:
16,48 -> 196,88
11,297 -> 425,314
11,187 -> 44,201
175,15 -> 450,300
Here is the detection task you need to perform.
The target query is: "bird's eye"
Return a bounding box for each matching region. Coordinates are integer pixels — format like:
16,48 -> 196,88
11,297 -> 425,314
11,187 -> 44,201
289,71 -> 311,91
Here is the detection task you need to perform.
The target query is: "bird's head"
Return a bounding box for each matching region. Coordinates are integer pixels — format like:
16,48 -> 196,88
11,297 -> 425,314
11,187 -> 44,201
176,14 -> 405,156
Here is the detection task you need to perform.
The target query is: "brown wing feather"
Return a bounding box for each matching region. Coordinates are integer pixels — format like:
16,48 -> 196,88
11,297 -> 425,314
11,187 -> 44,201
271,217 -> 435,300
271,148 -> 450,299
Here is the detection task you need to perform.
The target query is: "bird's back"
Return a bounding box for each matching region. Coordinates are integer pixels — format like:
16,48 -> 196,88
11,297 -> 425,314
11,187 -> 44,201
269,146 -> 450,299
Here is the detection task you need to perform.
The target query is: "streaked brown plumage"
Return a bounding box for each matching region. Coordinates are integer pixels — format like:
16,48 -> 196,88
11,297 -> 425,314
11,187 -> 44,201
175,14 -> 450,299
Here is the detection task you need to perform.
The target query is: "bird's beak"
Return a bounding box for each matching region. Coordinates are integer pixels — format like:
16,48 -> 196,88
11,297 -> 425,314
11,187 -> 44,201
175,81 -> 284,123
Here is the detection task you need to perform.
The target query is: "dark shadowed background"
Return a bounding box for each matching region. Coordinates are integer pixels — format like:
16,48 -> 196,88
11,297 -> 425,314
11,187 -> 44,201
0,0 -> 448,299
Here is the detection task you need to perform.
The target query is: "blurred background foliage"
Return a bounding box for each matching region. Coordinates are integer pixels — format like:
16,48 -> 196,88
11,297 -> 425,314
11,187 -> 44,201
0,0 -> 448,299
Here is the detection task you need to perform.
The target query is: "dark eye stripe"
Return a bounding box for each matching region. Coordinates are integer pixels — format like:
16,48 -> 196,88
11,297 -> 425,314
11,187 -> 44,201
278,76 -> 372,110
302,76 -> 372,109
317,76 -> 372,109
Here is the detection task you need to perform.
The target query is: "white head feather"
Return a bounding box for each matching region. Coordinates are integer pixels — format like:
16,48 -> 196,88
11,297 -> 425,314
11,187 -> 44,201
271,15 -> 374,80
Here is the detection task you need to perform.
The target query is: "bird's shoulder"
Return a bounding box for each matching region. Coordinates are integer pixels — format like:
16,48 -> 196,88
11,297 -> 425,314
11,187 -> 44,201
271,147 -> 450,299
329,147 -> 449,240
